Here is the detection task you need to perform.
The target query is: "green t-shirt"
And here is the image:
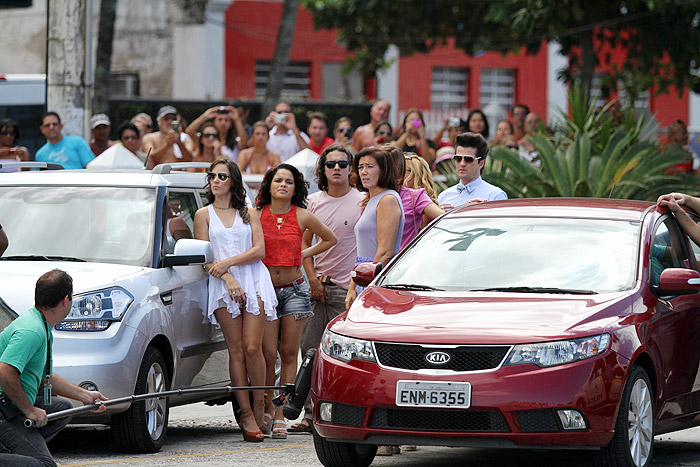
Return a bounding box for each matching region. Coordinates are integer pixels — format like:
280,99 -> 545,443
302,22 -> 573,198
0,307 -> 52,405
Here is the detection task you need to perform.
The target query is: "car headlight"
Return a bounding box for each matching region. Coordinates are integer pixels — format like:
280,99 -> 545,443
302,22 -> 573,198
321,329 -> 376,363
55,287 -> 133,332
504,334 -> 610,367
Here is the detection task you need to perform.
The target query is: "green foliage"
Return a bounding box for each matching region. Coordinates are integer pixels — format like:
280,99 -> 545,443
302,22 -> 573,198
302,0 -> 700,95
481,90 -> 700,201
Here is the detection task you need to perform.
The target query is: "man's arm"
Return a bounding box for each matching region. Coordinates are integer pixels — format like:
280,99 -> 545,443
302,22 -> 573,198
286,114 -> 309,151
76,137 -> 96,167
0,362 -> 47,426
143,133 -> 176,168
658,193 -> 700,248
50,373 -> 107,409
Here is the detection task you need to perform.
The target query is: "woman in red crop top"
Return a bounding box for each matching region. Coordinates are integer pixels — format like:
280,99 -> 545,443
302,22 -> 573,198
256,163 -> 336,438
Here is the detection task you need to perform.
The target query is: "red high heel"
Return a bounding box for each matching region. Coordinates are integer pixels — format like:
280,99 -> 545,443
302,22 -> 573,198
239,409 -> 264,442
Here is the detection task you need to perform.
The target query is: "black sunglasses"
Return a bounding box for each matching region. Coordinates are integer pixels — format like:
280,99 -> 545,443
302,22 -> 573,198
325,160 -> 349,169
505,145 -> 518,150
206,172 -> 230,182
453,155 -> 482,164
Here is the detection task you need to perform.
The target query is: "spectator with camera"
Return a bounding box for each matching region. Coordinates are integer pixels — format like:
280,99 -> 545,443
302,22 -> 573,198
432,116 -> 465,149
186,105 -> 248,163
307,112 -> 334,155
333,117 -> 353,148
142,105 -> 195,169
393,108 -> 436,165
264,101 -> 309,162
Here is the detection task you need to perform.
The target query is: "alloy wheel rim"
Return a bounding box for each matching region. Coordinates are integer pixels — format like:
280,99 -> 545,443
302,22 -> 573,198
145,361 -> 167,440
627,378 -> 653,466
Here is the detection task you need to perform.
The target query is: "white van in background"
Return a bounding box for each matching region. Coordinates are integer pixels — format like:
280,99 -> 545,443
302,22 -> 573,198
0,73 -> 46,156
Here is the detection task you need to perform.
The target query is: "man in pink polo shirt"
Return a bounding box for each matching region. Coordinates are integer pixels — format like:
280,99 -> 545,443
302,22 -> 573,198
292,144 -> 364,433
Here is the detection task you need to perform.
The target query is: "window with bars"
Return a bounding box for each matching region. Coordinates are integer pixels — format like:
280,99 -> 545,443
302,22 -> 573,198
431,67 -> 467,110
109,73 -> 140,98
255,60 -> 311,98
480,68 -> 514,109
590,73 -> 649,110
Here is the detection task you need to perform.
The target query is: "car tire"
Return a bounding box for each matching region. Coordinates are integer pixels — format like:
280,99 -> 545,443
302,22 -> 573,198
111,346 -> 170,453
313,428 -> 376,467
599,365 -> 654,467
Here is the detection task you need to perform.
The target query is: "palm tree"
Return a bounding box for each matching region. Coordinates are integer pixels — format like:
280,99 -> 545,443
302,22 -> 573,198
478,88 -> 699,201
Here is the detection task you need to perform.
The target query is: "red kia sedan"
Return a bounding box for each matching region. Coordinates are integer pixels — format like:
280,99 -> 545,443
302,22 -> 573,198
311,198 -> 700,467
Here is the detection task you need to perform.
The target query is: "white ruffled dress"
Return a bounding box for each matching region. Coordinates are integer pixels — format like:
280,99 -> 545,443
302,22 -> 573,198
206,204 -> 278,323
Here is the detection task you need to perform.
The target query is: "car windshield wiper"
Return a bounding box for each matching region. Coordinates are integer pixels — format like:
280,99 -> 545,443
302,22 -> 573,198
383,283 -> 444,291
473,286 -> 598,295
0,255 -> 86,262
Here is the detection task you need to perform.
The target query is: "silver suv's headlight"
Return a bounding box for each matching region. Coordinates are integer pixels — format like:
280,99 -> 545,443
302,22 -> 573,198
321,329 -> 376,363
504,334 -> 610,367
55,287 -> 133,332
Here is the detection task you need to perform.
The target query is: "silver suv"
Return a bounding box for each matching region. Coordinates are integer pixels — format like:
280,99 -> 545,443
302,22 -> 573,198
0,163 -> 259,452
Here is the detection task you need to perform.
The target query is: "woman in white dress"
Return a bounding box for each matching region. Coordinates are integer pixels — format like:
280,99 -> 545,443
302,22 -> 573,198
193,158 -> 277,443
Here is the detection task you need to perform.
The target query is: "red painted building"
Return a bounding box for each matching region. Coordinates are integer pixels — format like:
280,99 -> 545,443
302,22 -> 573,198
224,1 -> 689,129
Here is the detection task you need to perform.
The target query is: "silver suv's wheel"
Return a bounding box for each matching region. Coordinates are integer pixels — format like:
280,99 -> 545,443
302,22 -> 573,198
111,347 -> 170,453
600,366 -> 654,467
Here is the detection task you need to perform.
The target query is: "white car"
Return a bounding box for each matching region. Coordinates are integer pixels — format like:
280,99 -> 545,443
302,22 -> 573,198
0,162 -> 259,452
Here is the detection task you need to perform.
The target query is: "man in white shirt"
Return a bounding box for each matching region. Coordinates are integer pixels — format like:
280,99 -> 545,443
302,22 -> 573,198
264,101 -> 309,162
438,132 -> 507,210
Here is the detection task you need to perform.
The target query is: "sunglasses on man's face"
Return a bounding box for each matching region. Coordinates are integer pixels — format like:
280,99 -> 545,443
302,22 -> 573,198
453,155 -> 482,164
206,172 -> 230,182
325,160 -> 349,169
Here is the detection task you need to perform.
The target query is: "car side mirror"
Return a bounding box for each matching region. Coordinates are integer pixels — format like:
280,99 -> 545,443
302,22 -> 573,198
351,262 -> 382,288
658,268 -> 700,295
163,239 -> 213,267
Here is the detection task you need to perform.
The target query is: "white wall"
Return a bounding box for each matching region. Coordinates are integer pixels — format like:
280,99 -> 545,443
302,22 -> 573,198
546,41 -> 569,127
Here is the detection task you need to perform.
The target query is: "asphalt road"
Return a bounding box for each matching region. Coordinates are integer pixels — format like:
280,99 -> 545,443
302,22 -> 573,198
50,403 -> 700,467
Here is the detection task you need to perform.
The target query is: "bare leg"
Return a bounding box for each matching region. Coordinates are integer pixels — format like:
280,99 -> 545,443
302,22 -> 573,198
242,298 -> 266,427
274,315 -> 308,422
214,307 -> 258,435
262,317 -> 281,417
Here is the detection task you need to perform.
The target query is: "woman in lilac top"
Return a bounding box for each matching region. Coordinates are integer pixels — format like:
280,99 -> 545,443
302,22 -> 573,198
345,146 -> 405,310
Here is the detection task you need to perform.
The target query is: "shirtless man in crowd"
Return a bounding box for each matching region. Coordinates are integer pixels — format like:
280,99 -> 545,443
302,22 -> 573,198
352,100 -> 391,152
142,105 -> 195,168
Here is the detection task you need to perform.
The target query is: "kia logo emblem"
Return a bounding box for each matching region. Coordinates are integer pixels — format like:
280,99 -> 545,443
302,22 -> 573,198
424,351 -> 451,365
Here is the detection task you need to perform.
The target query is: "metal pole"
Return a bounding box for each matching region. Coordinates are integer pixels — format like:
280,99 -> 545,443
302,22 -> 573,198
24,383 -> 294,428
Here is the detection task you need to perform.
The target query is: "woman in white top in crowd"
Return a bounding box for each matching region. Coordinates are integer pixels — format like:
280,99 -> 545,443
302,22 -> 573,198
193,158 -> 277,443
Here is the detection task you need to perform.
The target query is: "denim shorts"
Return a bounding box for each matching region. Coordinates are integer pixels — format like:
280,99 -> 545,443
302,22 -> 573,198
274,277 -> 313,320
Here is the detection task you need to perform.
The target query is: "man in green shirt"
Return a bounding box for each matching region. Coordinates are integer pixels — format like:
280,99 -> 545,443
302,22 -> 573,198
0,269 -> 107,466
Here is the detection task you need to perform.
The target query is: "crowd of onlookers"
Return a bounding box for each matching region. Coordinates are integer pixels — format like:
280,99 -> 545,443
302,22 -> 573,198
0,99 -> 695,177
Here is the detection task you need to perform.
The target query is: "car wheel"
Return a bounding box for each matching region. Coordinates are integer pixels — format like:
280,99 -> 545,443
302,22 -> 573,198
111,346 -> 170,453
599,366 -> 654,467
313,428 -> 376,467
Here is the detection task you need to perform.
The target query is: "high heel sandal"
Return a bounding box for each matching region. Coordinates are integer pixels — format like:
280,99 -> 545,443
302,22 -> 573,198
262,412 -> 273,435
239,408 -> 264,443
272,419 -> 288,439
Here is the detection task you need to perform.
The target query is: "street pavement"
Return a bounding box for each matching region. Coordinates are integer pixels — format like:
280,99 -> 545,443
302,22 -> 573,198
50,403 -> 700,466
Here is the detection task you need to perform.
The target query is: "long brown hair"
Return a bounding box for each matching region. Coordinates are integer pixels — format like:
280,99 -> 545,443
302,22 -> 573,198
204,158 -> 250,224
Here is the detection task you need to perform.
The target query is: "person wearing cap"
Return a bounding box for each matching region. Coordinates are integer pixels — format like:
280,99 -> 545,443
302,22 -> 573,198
35,112 -> 95,170
89,114 -> 114,157
437,132 -> 507,211
142,105 -> 194,169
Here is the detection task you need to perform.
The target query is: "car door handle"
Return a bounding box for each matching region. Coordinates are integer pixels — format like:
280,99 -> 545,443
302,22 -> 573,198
160,292 -> 173,306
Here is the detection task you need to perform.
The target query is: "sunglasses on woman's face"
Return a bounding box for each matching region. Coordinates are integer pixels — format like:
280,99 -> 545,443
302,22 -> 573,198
325,160 -> 349,169
376,131 -> 391,136
453,155 -> 481,164
206,172 -> 230,182
201,133 -> 219,138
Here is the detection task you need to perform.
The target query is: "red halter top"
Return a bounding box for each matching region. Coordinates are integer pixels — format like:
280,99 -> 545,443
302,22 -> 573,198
260,205 -> 302,267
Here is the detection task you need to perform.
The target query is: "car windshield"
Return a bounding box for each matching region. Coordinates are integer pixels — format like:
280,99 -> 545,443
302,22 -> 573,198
379,217 -> 640,293
0,186 -> 156,267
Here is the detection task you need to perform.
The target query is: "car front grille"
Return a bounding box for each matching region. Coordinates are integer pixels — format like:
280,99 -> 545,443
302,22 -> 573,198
370,408 -> 509,432
374,343 -> 510,371
331,402 -> 366,427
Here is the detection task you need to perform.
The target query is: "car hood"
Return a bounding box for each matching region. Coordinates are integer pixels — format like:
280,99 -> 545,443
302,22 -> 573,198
0,262 -> 145,316
336,286 -> 632,345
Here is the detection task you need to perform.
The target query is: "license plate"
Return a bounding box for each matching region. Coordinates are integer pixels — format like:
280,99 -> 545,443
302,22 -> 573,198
395,380 -> 471,409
